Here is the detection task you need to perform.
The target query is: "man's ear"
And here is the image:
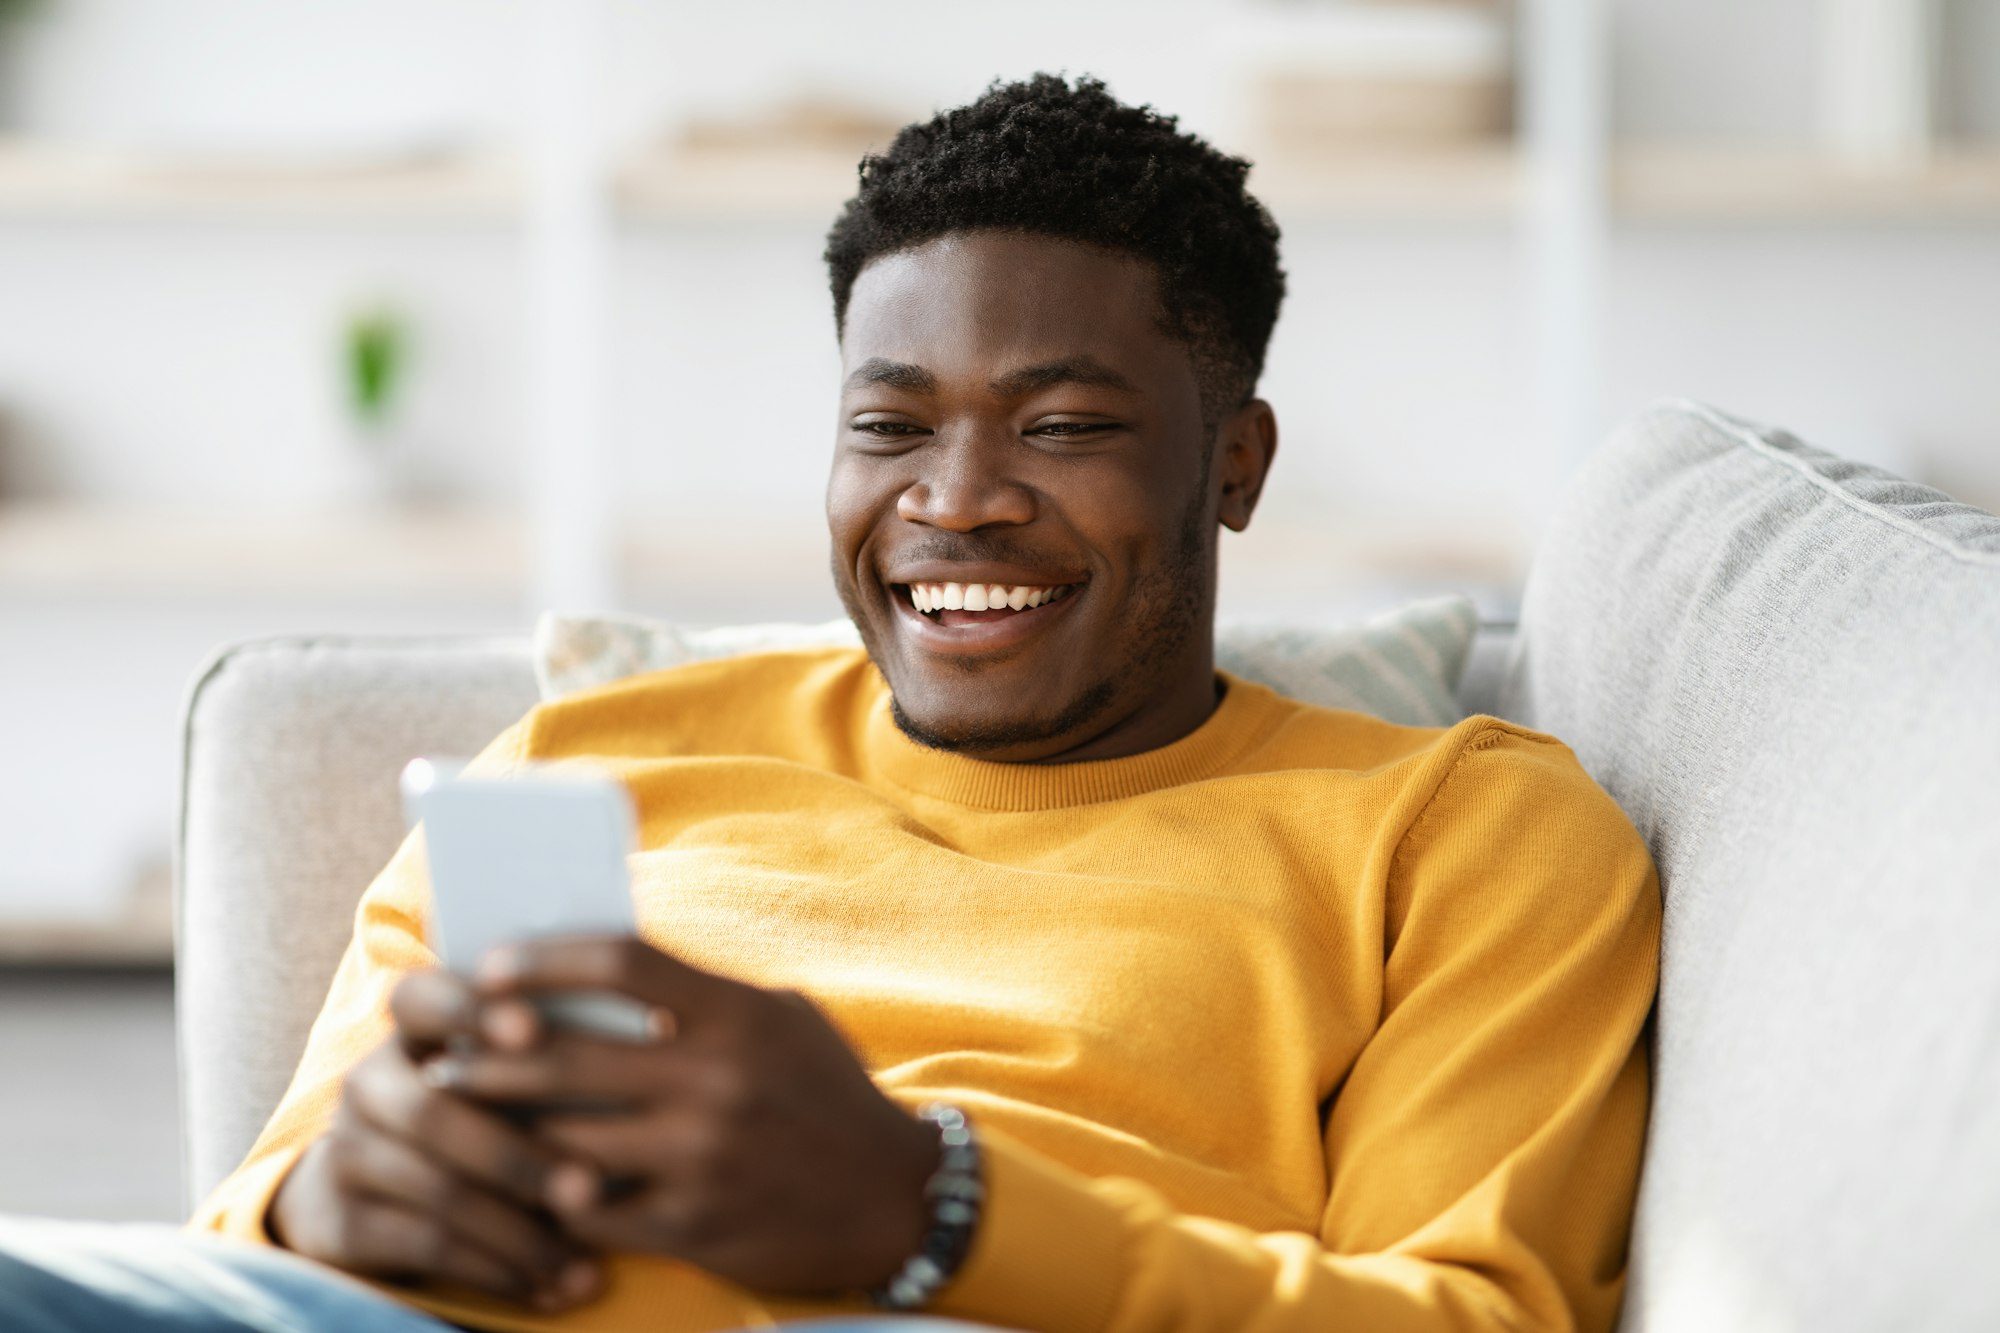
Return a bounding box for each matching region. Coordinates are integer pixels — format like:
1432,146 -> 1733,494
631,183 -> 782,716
1215,399 -> 1278,533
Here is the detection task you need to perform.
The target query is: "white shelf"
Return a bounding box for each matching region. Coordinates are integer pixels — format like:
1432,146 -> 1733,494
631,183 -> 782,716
0,137 -> 1524,227
0,140 -> 519,223
1615,144 -> 2000,222
0,503 -> 527,598
6,138 -> 1998,227
0,864 -> 172,967
619,142 -> 1527,224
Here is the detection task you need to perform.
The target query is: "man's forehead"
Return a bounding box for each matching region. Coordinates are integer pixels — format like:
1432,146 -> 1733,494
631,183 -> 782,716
840,232 -> 1182,385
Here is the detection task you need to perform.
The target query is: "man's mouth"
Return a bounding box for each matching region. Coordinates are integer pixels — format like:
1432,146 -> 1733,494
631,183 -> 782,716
899,580 -> 1078,625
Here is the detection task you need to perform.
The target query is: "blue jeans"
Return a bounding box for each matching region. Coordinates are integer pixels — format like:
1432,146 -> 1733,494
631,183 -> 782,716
0,1217 -> 999,1332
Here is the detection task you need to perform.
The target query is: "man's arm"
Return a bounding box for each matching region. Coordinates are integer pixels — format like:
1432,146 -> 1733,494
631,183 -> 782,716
901,724 -> 1661,1333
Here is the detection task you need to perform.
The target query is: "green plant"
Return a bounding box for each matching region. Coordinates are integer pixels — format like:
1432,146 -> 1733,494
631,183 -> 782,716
344,308 -> 407,431
0,0 -> 47,29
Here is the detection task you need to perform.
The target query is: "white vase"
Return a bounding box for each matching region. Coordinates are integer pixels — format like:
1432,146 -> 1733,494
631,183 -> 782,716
329,418 -> 421,512
1816,0 -> 1944,169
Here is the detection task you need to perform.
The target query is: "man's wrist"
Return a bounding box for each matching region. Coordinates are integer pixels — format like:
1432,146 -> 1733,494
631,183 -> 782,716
865,1102 -> 985,1311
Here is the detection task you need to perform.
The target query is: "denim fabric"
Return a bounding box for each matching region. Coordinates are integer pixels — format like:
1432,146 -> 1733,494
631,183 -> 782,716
0,1218 -> 1011,1332
0,1217 -> 450,1332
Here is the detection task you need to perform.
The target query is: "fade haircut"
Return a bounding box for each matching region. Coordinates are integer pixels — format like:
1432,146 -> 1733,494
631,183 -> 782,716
824,73 -> 1286,426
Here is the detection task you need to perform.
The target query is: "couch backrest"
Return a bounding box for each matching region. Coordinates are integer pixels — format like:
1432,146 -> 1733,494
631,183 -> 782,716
1501,400 -> 2000,1331
176,623 -> 1519,1209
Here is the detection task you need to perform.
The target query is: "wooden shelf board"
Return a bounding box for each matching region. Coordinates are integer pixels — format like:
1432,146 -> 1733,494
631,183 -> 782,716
1250,143 -> 1522,222
0,503 -> 528,598
0,140 -> 519,223
1615,144 -> 2000,222
618,143 -> 1526,224
6,138 -> 1998,226
0,863 -> 174,967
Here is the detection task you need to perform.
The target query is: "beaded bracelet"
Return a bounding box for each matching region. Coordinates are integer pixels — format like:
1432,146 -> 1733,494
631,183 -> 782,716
867,1101 -> 985,1311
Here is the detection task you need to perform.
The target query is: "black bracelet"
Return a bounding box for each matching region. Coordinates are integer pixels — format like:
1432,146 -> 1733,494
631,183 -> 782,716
866,1101 -> 984,1311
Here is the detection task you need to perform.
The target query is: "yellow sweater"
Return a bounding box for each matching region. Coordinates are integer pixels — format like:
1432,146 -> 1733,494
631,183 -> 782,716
194,646 -> 1660,1333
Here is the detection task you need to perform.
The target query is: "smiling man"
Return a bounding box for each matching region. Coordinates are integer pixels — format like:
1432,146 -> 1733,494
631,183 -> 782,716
0,75 -> 1659,1333
827,222 -> 1253,765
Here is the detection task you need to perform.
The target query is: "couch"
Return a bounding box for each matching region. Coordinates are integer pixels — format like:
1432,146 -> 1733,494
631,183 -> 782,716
176,400 -> 2000,1330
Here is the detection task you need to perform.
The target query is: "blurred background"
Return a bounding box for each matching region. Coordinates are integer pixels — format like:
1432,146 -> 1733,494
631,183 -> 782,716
1,0 -> 1996,1221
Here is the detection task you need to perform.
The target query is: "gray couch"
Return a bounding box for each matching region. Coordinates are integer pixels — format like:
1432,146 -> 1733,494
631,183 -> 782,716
176,401 -> 2000,1331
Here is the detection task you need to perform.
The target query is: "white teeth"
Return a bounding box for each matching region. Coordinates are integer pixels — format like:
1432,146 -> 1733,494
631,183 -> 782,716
909,581 -> 1075,616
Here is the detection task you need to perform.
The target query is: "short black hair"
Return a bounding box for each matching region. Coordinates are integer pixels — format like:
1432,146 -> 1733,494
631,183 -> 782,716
825,73 -> 1285,423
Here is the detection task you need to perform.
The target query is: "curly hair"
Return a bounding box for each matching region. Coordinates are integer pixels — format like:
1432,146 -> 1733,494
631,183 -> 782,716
825,73 -> 1285,422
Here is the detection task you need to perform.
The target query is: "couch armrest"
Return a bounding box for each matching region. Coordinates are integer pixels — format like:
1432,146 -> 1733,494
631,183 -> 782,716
174,635 -> 538,1213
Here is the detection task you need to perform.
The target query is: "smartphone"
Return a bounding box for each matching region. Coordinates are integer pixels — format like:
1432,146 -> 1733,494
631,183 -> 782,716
400,757 -> 654,1042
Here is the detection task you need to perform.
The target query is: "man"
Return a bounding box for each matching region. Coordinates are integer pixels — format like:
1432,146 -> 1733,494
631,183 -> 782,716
1,75 -> 1659,1332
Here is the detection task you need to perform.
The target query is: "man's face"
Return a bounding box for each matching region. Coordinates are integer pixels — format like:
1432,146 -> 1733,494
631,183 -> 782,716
827,230 -> 1269,763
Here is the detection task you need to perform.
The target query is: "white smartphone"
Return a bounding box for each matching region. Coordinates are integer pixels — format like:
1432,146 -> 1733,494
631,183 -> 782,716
400,757 -> 653,1042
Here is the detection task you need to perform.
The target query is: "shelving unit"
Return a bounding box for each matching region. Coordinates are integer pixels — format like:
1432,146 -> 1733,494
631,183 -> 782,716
9,138 -> 1999,229
3,0 -> 1992,964
1,6 -> 1987,615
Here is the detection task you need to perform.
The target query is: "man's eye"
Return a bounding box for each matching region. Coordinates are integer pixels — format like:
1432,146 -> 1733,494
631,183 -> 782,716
1032,421 -> 1116,438
852,421 -> 925,437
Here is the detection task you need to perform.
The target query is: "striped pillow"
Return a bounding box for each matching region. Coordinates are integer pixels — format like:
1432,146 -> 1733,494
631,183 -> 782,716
535,594 -> 1478,729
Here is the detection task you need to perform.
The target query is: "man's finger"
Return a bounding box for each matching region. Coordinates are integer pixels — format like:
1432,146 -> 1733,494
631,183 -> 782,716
536,1106 -> 715,1177
547,1183 -> 716,1262
340,1198 -> 536,1306
346,1045 -> 595,1211
425,1034 -> 706,1109
330,1130 -> 586,1295
388,969 -> 482,1056
474,936 -> 740,1028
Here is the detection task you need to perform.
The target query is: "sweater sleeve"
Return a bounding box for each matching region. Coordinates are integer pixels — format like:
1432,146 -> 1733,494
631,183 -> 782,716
189,720 -> 534,1242
929,723 -> 1662,1333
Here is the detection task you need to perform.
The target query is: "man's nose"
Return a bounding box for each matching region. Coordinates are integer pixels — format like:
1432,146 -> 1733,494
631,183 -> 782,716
895,432 -> 1036,531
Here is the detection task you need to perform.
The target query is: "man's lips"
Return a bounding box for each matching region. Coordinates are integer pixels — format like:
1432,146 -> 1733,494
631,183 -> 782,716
885,577 -> 1084,656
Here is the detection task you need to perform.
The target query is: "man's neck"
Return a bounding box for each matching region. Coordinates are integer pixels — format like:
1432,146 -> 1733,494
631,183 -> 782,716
1017,661 -> 1225,766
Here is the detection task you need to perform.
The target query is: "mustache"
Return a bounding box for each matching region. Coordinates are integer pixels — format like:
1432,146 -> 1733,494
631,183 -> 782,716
890,532 -> 1074,572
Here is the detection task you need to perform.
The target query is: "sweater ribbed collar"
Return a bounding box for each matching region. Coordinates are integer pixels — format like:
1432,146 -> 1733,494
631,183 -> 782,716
860,668 -> 1286,811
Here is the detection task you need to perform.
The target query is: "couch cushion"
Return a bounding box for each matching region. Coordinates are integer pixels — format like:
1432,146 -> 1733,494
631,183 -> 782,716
1501,400 -> 2000,1331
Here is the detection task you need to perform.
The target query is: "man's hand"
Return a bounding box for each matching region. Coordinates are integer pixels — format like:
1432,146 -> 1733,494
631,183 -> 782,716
426,937 -> 940,1297
269,969 -> 605,1313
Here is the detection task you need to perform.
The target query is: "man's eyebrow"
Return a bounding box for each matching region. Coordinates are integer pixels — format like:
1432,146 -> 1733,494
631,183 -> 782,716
844,358 -> 937,393
989,356 -> 1138,398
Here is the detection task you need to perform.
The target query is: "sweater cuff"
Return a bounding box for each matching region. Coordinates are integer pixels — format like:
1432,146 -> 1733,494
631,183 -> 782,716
928,1126 -> 1129,1333
186,1141 -> 312,1246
